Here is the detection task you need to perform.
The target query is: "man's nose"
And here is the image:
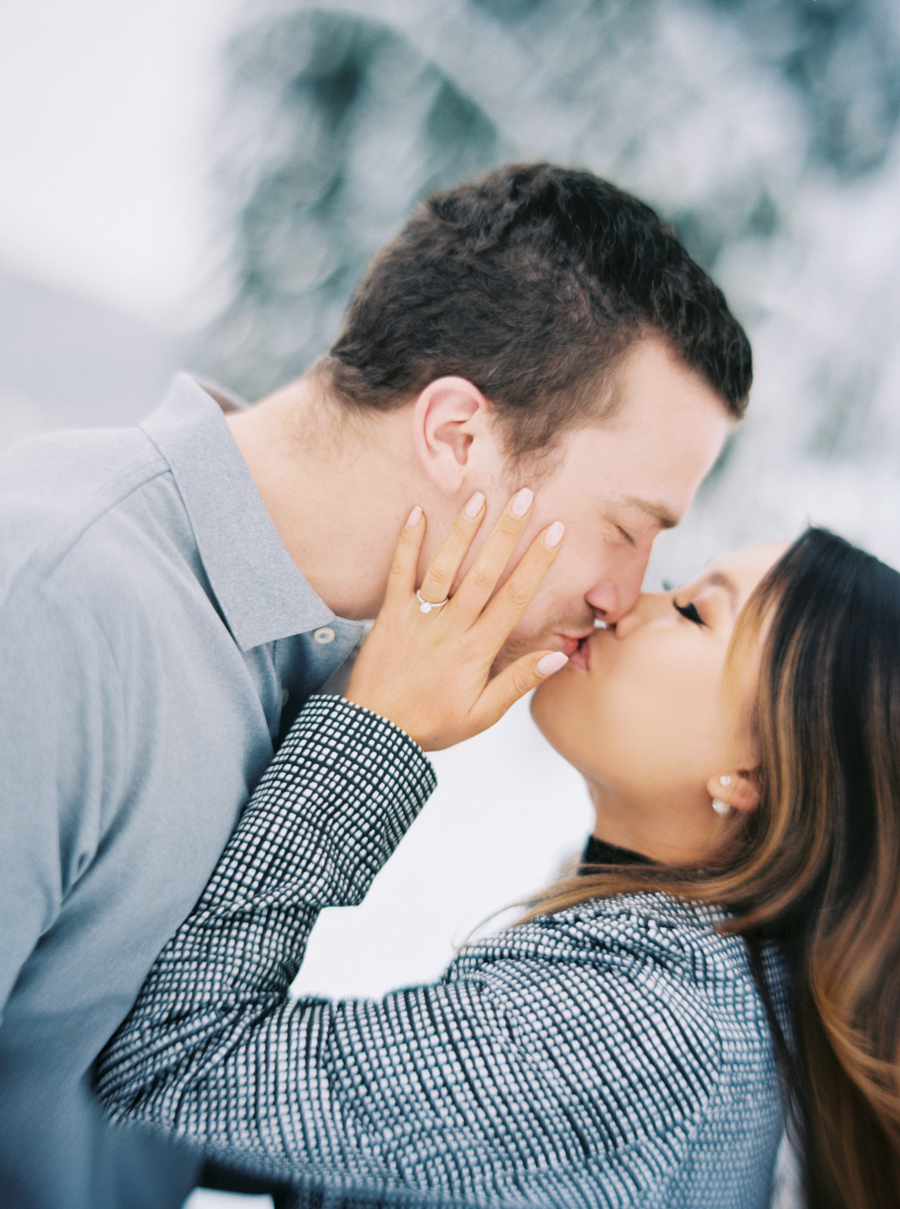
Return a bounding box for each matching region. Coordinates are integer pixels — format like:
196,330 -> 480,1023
584,550 -> 650,625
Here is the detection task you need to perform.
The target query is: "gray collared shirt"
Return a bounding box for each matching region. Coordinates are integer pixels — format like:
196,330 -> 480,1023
0,374 -> 363,1209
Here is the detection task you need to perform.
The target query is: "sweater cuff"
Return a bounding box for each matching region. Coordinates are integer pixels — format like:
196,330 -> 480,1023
200,695 -> 437,913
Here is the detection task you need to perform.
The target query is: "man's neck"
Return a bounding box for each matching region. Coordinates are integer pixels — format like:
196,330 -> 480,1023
226,376 -> 428,621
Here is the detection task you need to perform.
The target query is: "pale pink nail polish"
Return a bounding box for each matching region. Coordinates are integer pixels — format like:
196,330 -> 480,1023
537,651 -> 568,676
465,491 -> 485,518
544,521 -> 564,548
511,487 -> 533,517
406,505 -> 423,528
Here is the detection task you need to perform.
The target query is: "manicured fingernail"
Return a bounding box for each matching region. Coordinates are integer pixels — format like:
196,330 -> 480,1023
544,521 -> 565,548
465,491 -> 485,518
537,651 -> 568,676
511,487 -> 533,517
406,505 -> 423,528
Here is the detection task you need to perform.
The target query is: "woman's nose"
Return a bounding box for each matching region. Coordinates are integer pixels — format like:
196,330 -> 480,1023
613,591 -> 669,638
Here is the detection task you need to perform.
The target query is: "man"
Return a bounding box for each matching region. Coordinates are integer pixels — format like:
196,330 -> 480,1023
0,164 -> 749,1208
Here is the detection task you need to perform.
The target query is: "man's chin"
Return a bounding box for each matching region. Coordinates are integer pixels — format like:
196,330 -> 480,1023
490,633 -> 559,678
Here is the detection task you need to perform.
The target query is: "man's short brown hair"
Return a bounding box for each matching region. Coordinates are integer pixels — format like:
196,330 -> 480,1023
325,164 -> 751,460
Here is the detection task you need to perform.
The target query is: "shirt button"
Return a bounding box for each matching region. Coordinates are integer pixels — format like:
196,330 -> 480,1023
313,626 -> 335,645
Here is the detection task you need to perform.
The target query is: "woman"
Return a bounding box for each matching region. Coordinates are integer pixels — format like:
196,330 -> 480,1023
97,494 -> 900,1208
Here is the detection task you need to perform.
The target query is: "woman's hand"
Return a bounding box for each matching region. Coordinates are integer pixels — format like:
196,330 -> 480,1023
345,489 -> 568,751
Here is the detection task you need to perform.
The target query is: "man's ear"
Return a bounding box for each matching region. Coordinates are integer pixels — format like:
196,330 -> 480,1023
411,377 -> 497,496
705,769 -> 761,815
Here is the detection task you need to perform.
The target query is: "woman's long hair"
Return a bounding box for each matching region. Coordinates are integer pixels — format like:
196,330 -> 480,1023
527,528 -> 900,1208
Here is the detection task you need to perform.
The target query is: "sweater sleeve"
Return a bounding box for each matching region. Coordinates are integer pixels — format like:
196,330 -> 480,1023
97,697 -> 725,1206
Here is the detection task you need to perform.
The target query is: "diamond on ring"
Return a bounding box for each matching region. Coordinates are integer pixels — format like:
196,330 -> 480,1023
416,589 -> 449,614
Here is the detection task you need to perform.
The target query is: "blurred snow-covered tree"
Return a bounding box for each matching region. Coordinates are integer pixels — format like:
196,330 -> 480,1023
202,8 -> 507,395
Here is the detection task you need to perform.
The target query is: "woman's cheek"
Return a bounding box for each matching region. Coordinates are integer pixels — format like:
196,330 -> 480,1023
556,673 -> 639,781
531,674 -> 604,768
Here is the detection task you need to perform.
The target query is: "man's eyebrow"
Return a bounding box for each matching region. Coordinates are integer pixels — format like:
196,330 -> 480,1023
621,496 -> 680,531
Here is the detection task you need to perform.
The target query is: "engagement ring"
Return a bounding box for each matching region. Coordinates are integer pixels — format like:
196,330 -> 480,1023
416,589 -> 450,614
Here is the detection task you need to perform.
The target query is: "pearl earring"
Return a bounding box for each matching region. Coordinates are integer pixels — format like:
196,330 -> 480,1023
712,775 -> 733,816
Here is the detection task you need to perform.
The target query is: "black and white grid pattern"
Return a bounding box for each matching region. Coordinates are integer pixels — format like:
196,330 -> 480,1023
97,696 -> 786,1208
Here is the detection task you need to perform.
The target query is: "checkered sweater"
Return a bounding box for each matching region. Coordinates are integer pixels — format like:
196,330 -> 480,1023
96,696 -> 786,1208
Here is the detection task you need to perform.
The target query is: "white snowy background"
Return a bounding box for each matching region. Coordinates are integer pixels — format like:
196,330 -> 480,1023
2,2 -> 898,1205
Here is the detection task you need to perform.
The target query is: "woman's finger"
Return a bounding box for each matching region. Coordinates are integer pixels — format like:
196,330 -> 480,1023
383,505 -> 427,608
467,648 -> 569,737
417,491 -> 486,607
451,487 -> 535,620
477,521 -> 565,646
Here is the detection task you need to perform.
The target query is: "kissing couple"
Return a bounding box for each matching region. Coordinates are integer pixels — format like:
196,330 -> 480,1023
3,165 -> 898,1209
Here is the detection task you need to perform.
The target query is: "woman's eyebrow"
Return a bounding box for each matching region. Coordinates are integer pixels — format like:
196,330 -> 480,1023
700,569 -> 740,614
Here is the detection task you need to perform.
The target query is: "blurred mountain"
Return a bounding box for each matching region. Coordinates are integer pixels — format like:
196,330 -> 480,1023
0,268 -> 184,449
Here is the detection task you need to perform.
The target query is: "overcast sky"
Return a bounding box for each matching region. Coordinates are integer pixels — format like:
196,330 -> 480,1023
0,0 -> 244,327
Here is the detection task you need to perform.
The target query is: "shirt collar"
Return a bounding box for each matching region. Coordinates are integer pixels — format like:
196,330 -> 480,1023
580,834 -> 654,869
142,373 -> 361,652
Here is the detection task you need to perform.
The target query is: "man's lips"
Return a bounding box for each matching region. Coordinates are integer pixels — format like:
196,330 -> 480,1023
556,634 -> 586,658
557,623 -> 613,672
556,631 -> 595,671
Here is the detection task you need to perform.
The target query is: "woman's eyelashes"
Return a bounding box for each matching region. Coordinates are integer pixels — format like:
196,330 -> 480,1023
673,599 -> 707,627
662,581 -> 708,627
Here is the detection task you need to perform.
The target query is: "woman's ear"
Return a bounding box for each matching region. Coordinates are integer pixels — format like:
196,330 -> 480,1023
411,377 -> 498,496
706,770 -> 761,816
